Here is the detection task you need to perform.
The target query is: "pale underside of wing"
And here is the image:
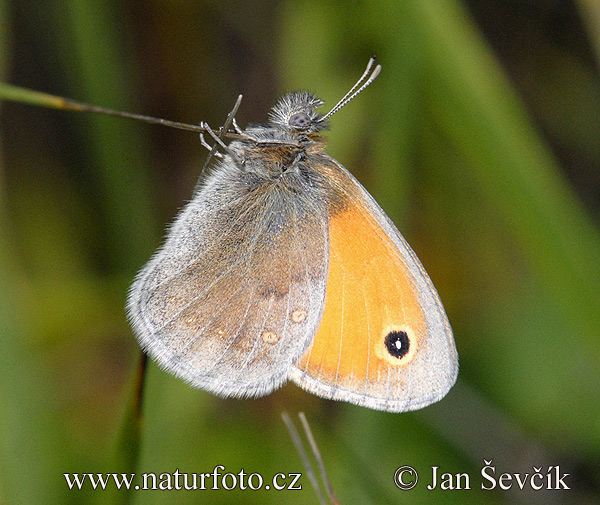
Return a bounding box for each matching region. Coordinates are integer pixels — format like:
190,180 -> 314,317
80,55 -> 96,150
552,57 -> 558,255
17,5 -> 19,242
127,174 -> 329,398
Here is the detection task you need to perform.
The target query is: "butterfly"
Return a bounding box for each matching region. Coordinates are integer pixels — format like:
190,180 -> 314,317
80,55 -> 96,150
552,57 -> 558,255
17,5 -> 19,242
127,57 -> 458,412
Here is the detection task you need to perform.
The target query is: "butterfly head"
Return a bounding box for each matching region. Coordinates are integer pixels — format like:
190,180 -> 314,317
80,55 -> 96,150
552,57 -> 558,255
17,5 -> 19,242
268,91 -> 329,133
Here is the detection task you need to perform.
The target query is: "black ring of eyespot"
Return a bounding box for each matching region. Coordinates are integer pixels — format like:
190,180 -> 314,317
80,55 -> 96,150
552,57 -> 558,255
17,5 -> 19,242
289,112 -> 311,129
384,330 -> 410,359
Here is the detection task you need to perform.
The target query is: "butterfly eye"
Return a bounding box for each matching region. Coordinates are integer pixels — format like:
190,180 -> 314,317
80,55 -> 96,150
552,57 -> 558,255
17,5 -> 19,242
288,112 -> 311,129
384,330 -> 411,360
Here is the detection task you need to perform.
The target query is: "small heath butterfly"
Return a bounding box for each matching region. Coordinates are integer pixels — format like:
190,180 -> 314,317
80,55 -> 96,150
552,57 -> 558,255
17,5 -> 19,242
127,57 -> 458,412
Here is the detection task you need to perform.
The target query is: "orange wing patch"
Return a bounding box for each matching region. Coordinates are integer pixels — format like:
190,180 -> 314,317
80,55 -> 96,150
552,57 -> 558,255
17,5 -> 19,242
294,203 -> 427,396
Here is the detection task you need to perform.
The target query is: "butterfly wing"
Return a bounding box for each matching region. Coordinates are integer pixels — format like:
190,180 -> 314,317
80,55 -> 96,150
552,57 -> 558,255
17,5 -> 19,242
290,159 -> 458,412
127,167 -> 329,398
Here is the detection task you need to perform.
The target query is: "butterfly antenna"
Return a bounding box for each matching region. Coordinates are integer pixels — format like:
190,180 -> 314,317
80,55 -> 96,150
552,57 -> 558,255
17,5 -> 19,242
318,56 -> 381,122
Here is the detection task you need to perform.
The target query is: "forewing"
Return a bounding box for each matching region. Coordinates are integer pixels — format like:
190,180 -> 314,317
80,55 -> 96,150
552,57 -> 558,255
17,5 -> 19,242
290,159 -> 458,412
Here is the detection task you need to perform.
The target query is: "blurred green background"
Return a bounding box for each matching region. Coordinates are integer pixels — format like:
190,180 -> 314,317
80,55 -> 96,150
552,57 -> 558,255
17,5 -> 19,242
1,0 -> 599,503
